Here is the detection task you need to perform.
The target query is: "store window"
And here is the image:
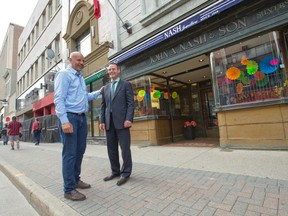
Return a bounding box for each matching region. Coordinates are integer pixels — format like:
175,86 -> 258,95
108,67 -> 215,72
131,75 -> 188,118
211,31 -> 288,109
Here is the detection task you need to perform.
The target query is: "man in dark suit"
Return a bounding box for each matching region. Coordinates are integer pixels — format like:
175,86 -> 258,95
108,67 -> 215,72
100,62 -> 134,186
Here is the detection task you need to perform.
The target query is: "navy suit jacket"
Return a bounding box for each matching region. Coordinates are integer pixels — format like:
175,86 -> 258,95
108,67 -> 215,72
100,79 -> 134,130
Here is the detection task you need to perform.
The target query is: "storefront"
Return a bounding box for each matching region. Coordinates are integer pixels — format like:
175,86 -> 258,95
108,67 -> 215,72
109,0 -> 288,148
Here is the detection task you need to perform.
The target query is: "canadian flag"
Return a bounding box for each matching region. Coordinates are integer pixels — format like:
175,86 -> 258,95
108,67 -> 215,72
93,0 -> 101,19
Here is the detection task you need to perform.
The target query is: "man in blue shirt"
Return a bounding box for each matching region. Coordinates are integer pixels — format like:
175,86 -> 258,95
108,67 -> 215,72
54,51 -> 102,201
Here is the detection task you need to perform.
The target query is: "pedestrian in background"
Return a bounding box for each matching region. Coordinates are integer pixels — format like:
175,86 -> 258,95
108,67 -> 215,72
7,116 -> 23,150
1,124 -> 8,145
32,118 -> 42,145
54,51 -> 103,201
100,62 -> 134,186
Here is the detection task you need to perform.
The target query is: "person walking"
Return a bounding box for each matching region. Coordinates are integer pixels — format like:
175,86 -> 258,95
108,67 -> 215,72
32,118 -> 42,145
7,116 -> 23,150
1,124 -> 8,145
54,51 -> 102,201
99,62 -> 134,186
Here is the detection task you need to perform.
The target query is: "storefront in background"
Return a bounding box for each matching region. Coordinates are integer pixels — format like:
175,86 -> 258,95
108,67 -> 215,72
109,0 -> 288,148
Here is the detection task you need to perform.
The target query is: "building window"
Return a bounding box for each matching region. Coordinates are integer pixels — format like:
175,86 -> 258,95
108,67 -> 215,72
35,61 -> 38,80
55,37 -> 60,60
35,22 -> 39,39
75,29 -> 91,57
41,53 -> 45,73
48,2 -> 53,19
211,31 -> 288,109
143,0 -> 171,14
42,12 -> 46,29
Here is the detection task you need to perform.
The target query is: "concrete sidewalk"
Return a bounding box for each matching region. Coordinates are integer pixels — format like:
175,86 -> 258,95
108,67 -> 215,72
0,142 -> 288,216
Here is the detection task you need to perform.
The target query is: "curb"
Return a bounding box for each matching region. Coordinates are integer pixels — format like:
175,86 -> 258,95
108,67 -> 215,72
0,158 -> 80,216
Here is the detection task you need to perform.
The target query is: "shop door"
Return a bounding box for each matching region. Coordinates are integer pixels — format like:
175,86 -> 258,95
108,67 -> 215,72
200,88 -> 219,137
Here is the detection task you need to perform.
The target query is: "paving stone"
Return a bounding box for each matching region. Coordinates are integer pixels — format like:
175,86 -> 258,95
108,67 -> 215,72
231,201 -> 248,215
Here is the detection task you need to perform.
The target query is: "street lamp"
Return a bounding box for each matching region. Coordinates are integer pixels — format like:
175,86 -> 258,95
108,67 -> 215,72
0,99 -> 8,107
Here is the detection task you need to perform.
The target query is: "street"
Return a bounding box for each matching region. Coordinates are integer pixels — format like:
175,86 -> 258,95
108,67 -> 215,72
0,142 -> 287,216
0,170 -> 39,216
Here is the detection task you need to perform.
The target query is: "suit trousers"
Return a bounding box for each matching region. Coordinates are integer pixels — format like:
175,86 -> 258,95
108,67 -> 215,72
106,114 -> 132,178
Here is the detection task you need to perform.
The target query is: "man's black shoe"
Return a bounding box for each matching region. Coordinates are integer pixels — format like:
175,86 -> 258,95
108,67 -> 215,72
116,177 -> 129,186
103,174 -> 120,181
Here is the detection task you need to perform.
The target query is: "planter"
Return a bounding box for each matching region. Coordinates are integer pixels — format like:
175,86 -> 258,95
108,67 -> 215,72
183,127 -> 195,140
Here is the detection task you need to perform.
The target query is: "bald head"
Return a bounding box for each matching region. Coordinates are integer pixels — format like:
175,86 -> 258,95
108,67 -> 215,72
70,51 -> 83,58
69,52 -> 84,72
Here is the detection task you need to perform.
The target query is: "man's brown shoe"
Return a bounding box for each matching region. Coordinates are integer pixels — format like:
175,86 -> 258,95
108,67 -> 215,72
76,180 -> 91,189
103,174 -> 120,181
116,177 -> 129,186
64,190 -> 86,201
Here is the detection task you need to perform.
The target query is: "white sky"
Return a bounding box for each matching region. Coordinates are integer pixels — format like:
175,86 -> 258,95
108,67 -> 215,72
0,0 -> 39,48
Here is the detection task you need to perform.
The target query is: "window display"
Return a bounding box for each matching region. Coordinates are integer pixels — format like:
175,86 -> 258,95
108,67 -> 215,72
131,75 -> 188,118
211,31 -> 287,109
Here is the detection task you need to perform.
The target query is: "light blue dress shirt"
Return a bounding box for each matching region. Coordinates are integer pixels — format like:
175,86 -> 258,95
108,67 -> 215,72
54,66 -> 101,124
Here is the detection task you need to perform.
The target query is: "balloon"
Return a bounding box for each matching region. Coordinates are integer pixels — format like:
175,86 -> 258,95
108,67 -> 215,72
137,95 -> 144,102
164,92 -> 169,99
172,91 -> 178,99
145,93 -> 150,100
153,90 -> 161,98
138,90 -> 146,97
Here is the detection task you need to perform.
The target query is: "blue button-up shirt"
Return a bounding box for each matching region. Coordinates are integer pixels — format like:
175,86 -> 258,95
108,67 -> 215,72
54,66 -> 101,124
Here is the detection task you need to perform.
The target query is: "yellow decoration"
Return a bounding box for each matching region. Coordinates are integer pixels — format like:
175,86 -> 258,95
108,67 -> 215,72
138,90 -> 146,97
226,67 -> 241,80
172,91 -> 178,99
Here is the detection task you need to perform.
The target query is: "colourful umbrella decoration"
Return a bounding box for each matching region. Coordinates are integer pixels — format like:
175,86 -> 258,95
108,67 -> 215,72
256,76 -> 269,87
236,82 -> 244,94
225,77 -> 233,84
237,71 -> 245,81
253,71 -> 265,81
242,76 -> 250,85
259,55 -> 279,74
226,67 -> 241,80
246,60 -> 258,75
241,55 -> 248,65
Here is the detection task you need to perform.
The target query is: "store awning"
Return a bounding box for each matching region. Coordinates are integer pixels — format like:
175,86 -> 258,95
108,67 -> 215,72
85,69 -> 106,85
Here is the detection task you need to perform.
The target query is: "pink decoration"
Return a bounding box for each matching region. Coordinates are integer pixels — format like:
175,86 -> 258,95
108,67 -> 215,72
270,59 -> 279,66
225,77 -> 233,84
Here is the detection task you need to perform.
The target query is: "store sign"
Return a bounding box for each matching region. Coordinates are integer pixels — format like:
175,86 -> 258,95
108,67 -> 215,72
111,0 -> 243,64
